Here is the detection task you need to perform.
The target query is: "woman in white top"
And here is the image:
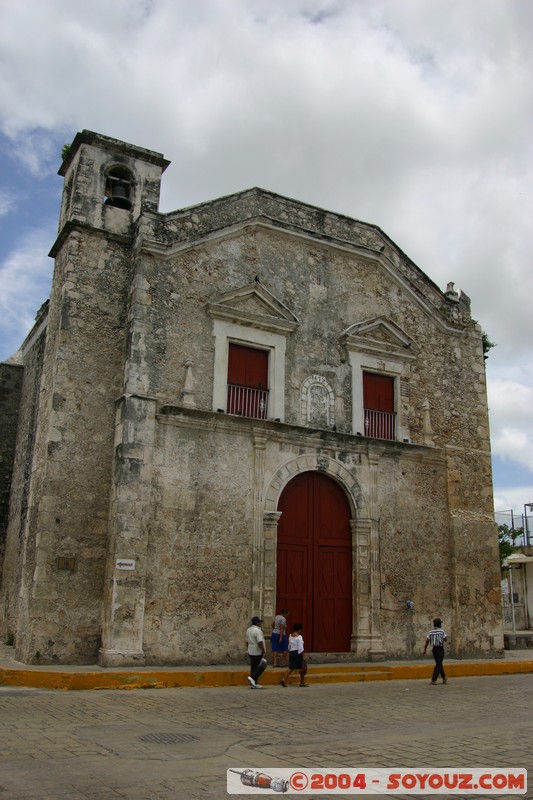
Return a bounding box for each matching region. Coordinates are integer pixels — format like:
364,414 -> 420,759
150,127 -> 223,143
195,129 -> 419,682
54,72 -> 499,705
280,622 -> 308,687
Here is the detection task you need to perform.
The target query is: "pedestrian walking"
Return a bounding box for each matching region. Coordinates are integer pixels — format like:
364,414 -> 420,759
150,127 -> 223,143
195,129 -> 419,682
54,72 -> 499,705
280,623 -> 308,687
246,616 -> 267,689
423,617 -> 447,684
271,608 -> 289,668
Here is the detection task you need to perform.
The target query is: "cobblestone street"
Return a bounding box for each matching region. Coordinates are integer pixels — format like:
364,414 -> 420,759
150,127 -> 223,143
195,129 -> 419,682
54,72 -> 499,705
0,673 -> 531,799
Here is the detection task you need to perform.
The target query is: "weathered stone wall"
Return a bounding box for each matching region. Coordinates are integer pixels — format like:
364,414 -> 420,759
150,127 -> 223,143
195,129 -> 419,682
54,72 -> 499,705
0,330 -> 46,640
446,446 -> 502,655
144,414 -> 256,664
139,187 -> 463,326
8,231 -> 130,663
136,226 -> 485,452
377,448 -> 452,657
127,220 -> 501,662
141,407 -> 500,664
0,362 -> 24,592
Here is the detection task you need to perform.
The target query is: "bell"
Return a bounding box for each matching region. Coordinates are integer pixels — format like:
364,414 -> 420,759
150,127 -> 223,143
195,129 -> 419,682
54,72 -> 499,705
105,180 -> 132,210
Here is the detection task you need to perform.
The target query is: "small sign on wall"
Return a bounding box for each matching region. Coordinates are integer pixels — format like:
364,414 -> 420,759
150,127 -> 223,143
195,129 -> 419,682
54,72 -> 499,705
57,556 -> 76,571
115,558 -> 136,571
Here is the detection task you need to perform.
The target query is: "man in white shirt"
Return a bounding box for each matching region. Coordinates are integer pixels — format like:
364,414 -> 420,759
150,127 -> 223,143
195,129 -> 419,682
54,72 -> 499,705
246,616 -> 267,688
423,617 -> 448,685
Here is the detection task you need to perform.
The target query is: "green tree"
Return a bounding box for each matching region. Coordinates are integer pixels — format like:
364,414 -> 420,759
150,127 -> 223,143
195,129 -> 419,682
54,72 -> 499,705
498,524 -> 524,568
482,332 -> 496,360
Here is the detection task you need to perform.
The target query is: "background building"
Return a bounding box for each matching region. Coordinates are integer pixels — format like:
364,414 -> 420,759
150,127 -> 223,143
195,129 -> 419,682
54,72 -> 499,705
0,131 -> 503,665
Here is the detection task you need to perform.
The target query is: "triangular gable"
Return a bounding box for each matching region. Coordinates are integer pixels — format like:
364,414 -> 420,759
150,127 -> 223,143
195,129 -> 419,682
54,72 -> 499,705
207,282 -> 299,334
341,317 -> 415,358
142,186 -> 463,333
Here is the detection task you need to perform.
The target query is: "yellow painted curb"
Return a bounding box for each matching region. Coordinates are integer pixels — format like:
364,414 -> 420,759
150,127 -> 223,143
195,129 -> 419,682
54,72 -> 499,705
0,660 -> 532,691
0,668 -> 249,691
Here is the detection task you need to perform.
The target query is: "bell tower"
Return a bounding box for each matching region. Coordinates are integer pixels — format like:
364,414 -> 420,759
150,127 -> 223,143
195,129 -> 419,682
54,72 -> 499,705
57,130 -> 170,236
8,132 -> 170,666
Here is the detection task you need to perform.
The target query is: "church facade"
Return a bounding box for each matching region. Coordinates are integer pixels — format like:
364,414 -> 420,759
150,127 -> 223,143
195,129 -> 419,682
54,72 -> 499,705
0,130 -> 503,666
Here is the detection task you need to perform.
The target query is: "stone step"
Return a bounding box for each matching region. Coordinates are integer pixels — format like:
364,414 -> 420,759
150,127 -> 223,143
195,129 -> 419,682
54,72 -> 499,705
286,671 -> 392,685
504,633 -> 533,650
303,662 -> 391,673
263,668 -> 393,686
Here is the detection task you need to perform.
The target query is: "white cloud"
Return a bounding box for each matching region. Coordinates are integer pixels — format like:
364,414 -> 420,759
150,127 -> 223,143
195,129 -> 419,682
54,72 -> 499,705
492,428 -> 533,474
0,0 -> 532,505
494,488 -> 533,518
8,131 -> 63,178
0,190 -> 16,217
488,376 -> 533,475
0,228 -> 54,359
489,379 -> 533,425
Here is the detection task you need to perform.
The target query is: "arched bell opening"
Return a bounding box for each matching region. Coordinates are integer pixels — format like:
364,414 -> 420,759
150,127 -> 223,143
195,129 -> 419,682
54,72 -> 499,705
104,166 -> 134,210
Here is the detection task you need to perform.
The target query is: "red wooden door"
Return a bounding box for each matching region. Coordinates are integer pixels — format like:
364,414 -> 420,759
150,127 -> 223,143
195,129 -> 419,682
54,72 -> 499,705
228,343 -> 268,389
227,343 -> 269,418
276,472 -> 352,652
363,372 -> 395,439
363,372 -> 394,412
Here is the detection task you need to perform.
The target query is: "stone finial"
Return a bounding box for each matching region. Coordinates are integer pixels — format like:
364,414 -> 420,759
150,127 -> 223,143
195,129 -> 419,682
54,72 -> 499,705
422,398 -> 435,446
445,282 -> 460,303
181,359 -> 196,408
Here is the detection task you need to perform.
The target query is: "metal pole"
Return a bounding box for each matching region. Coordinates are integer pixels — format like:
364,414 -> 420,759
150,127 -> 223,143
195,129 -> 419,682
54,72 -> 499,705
524,504 -> 532,547
508,567 -> 516,633
521,564 -> 529,631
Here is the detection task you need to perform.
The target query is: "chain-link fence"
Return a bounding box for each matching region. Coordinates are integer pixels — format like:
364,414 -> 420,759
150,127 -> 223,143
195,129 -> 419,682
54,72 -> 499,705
495,510 -> 532,547
495,510 -> 532,632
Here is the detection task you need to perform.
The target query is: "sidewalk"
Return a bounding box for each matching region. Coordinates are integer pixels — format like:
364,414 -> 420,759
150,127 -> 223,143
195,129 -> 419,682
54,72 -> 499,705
1,643 -> 532,690
1,664 -> 532,799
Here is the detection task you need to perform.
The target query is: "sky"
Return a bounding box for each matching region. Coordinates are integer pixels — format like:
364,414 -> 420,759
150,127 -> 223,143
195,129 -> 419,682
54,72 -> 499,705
0,0 -> 532,523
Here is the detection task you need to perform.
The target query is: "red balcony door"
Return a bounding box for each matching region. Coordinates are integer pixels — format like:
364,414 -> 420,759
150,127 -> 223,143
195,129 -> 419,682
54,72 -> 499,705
276,472 -> 352,652
227,343 -> 269,418
363,372 -> 395,439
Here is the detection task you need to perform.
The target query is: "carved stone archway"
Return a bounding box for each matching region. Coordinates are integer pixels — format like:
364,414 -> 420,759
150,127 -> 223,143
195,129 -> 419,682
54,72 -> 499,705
261,454 -> 385,660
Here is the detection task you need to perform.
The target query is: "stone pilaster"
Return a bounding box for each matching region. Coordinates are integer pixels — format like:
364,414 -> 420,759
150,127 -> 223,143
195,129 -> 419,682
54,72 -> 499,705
263,511 -> 282,622
98,239 -> 159,668
251,430 -> 269,616
368,514 -> 386,661
351,516 -> 371,655
448,512 -> 462,658
98,394 -> 156,666
351,516 -> 385,660
351,452 -> 385,660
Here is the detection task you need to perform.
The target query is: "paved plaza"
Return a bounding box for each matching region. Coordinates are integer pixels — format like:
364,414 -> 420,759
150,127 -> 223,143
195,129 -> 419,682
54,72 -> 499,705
0,672 -> 531,799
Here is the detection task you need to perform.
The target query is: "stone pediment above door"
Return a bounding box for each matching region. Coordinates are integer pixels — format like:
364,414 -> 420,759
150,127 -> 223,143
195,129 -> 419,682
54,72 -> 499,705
207,282 -> 299,334
341,317 -> 415,359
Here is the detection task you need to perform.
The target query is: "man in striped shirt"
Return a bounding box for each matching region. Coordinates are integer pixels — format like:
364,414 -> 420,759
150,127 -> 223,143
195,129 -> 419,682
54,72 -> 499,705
423,618 -> 447,684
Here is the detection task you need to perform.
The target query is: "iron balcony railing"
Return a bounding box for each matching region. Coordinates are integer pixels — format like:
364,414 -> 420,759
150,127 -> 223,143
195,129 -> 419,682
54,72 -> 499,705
364,408 -> 396,441
227,384 -> 269,420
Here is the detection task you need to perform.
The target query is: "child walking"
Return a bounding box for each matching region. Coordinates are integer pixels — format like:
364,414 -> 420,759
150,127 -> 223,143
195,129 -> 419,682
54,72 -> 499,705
280,623 -> 308,687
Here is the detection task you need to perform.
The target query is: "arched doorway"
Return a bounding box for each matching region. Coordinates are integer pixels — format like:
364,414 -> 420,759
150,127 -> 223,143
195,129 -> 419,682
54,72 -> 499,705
276,471 -> 352,652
